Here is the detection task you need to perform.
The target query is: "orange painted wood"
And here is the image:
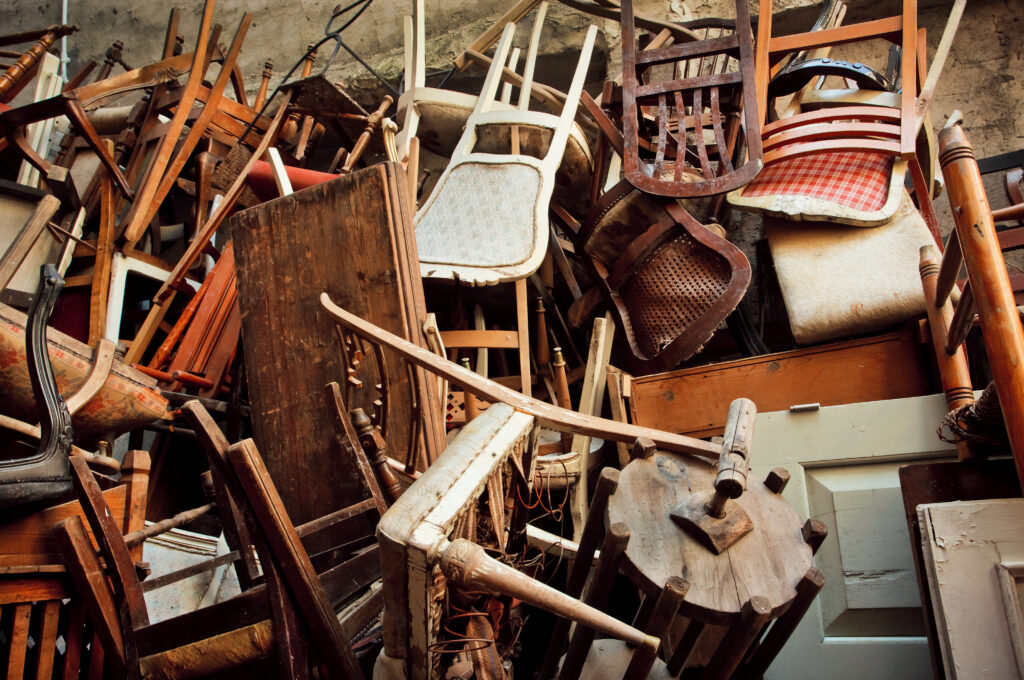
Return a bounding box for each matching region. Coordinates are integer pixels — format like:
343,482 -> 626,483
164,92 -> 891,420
940,126 -> 1024,480
7,603 -> 31,678
767,16 -> 903,57
920,245 -> 973,460
629,328 -> 931,438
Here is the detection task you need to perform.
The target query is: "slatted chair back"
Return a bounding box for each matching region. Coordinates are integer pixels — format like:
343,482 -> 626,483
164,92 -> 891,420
0,454 -> 146,680
619,0 -> 762,198
574,91 -> 750,373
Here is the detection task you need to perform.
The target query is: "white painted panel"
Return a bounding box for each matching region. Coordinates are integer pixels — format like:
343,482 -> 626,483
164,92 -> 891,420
753,394 -> 960,680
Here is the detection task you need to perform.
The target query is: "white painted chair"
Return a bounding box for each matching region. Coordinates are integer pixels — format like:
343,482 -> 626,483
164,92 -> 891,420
413,11 -> 597,395
414,13 -> 596,286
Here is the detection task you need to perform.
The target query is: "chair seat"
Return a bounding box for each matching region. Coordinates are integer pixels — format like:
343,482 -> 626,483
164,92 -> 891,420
767,190 -> 933,344
728,149 -> 906,226
618,231 -> 734,361
416,160 -> 545,283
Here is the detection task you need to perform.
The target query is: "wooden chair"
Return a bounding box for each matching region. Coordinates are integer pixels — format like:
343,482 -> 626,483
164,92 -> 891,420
619,0 -> 762,198
0,451 -> 146,679
573,92 -> 751,373
601,400 -> 826,679
373,403 -> 660,680
927,125 -> 1024,484
413,12 -> 597,397
56,400 -> 385,679
732,0 -> 965,241
135,242 -> 240,397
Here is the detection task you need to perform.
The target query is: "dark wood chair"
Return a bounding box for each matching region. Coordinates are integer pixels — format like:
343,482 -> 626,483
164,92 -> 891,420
619,0 -> 762,198
0,452 -> 146,680
571,91 -> 751,374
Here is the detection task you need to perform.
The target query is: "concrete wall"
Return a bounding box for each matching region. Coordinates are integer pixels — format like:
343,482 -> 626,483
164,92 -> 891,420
3,0 -> 1019,155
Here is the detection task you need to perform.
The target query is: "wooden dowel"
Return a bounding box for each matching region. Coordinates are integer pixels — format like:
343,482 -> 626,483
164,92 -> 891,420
920,245 -> 975,459
123,502 -> 215,548
621,576 -> 688,679
935,229 -> 962,307
945,282 -> 975,356
438,537 -> 652,648
667,618 -> 705,675
737,568 -> 825,679
702,597 -> 773,680
539,468 -> 619,679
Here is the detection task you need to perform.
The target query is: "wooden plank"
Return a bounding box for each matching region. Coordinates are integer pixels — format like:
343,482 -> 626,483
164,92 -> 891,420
231,163 -> 435,523
6,603 -> 31,678
33,600 -> 62,680
0,193 -> 60,290
321,294 -> 720,460
441,329 -> 519,349
629,328 -> 931,438
0,485 -> 127,567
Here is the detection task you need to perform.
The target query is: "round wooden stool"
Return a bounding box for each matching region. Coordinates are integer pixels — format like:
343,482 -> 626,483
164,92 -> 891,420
599,400 -> 823,680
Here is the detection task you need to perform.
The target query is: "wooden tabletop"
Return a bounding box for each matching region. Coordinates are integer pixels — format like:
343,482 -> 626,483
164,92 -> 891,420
607,451 -> 811,625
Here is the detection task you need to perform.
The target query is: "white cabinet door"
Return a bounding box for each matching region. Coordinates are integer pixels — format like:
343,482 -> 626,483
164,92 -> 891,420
920,498 -> 1024,679
751,394 -> 959,680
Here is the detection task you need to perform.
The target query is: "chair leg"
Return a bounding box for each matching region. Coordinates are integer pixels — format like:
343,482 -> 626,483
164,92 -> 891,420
736,568 -> 825,679
516,278 -> 531,397
558,522 -> 631,680
622,576 -> 689,679
538,468 -> 620,679
701,597 -> 773,680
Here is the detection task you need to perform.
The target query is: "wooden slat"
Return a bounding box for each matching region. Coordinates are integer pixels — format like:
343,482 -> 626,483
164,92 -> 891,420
634,34 -> 739,66
440,329 -> 519,349
635,71 -> 741,100
768,16 -> 903,56
629,328 -> 931,438
0,194 -> 60,290
0,485 -> 127,567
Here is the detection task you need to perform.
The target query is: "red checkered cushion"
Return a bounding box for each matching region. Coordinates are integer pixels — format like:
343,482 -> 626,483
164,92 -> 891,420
740,150 -> 894,213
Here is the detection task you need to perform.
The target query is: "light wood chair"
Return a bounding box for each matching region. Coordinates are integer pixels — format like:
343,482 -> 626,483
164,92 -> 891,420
373,403 -> 660,680
396,0 -> 594,215
926,125 -> 1024,483
414,11 -> 597,397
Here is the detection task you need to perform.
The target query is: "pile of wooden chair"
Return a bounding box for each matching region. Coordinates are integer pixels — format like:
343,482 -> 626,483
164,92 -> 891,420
6,0 -> 1024,678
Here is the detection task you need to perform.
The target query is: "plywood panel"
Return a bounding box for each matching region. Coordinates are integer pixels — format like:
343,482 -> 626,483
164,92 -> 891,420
630,328 -> 932,438
231,162 -> 440,524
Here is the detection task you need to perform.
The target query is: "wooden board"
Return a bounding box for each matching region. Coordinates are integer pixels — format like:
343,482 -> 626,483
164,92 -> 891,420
919,498 -> 1024,679
630,328 -> 931,438
231,162 -> 440,524
899,458 -> 1022,679
0,485 -> 126,567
